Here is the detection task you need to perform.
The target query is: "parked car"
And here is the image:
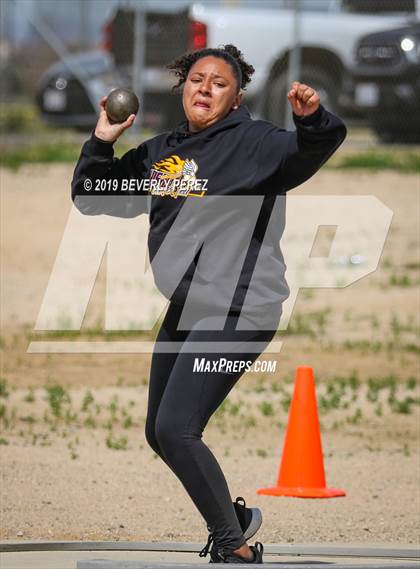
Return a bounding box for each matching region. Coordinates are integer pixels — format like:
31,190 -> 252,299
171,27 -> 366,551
347,22 -> 420,142
35,0 -> 417,131
35,50 -> 123,130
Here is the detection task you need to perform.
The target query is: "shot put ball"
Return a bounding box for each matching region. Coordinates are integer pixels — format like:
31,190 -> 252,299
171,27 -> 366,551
105,88 -> 139,123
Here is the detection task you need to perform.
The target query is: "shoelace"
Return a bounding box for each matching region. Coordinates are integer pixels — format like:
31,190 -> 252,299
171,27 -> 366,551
199,499 -> 250,560
199,533 -> 214,558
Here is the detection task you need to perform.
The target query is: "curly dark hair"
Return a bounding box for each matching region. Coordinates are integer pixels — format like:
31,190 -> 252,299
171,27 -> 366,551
166,44 -> 255,93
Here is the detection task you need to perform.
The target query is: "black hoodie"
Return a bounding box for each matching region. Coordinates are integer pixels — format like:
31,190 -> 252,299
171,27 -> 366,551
72,104 -> 347,328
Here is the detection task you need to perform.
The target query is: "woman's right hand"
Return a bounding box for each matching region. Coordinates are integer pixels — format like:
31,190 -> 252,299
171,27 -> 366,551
94,96 -> 136,143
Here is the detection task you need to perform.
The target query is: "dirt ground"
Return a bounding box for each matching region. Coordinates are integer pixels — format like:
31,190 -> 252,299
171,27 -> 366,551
0,164 -> 419,546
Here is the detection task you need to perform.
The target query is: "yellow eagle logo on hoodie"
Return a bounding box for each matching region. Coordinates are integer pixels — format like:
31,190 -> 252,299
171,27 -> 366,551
149,155 -> 207,198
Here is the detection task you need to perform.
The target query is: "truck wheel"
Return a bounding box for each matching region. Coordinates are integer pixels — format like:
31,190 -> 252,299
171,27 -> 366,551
372,125 -> 420,145
265,64 -> 338,127
372,126 -> 396,143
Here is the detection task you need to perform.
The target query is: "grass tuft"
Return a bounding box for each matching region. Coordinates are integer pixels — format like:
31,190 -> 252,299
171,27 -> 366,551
331,151 -> 420,173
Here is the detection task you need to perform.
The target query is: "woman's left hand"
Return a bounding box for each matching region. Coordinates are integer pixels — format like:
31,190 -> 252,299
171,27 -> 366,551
287,81 -> 321,117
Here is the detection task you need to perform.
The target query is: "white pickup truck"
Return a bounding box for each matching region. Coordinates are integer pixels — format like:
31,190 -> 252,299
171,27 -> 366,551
184,0 -> 418,125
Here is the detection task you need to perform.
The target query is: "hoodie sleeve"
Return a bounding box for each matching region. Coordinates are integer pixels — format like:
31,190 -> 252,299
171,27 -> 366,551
256,104 -> 347,192
71,133 -> 150,218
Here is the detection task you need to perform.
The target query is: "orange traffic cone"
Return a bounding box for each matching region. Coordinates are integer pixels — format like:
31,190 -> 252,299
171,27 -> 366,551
257,366 -> 345,498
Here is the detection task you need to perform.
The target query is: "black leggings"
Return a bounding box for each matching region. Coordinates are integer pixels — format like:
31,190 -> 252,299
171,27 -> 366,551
145,301 -> 277,552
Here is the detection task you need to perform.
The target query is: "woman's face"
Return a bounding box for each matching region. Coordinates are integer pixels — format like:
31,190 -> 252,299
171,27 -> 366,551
183,56 -> 242,133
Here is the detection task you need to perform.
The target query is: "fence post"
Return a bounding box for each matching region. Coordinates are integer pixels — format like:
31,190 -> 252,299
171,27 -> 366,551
285,0 -> 302,132
132,4 -> 146,130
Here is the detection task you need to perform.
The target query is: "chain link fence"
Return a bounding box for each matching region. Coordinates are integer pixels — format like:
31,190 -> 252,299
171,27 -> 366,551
1,0 -> 419,144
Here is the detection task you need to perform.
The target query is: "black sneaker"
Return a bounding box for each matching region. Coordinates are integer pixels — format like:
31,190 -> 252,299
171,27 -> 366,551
219,541 -> 264,564
199,497 -> 262,563
233,497 -> 262,541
